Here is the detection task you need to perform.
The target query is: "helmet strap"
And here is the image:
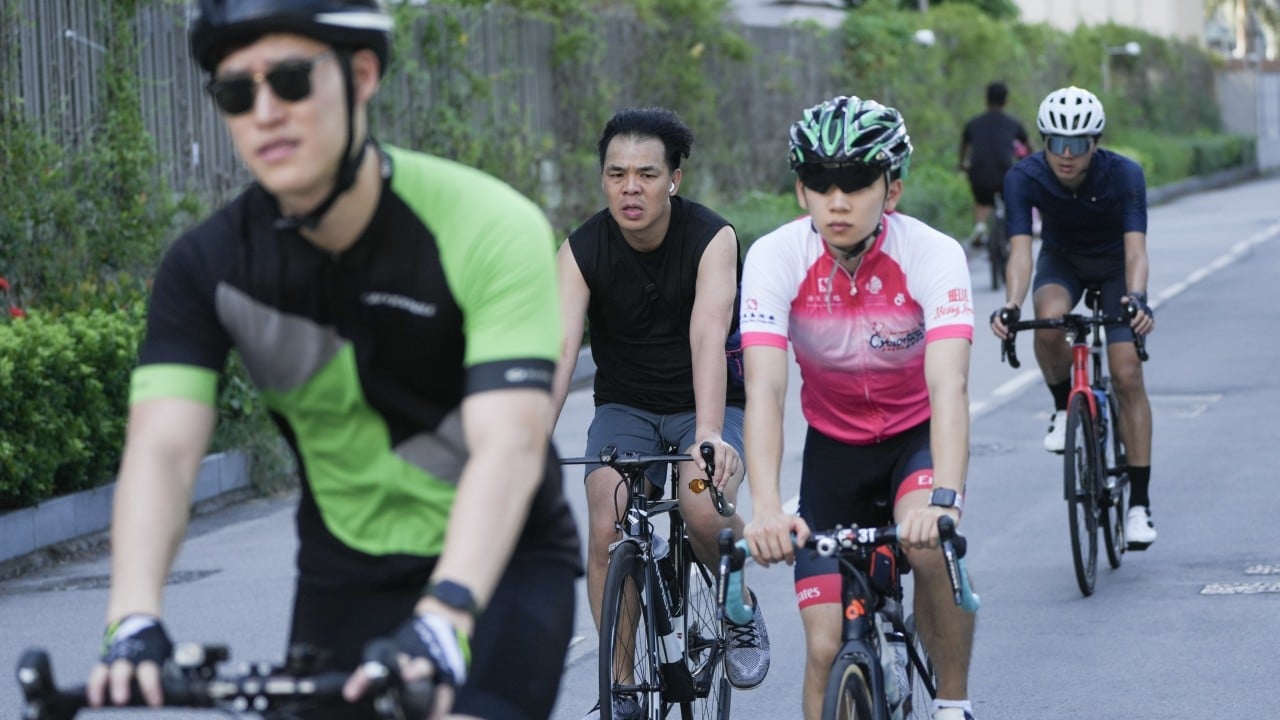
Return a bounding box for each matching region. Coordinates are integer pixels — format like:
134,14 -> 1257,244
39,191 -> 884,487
274,50 -> 364,233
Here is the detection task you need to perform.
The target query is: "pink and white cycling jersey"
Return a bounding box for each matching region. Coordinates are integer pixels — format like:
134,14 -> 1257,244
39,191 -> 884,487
741,212 -> 974,445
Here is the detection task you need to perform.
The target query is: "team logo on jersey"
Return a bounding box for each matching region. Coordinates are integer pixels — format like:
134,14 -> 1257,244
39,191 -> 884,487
894,292 -> 905,306
868,321 -> 924,351
817,277 -> 831,294
866,275 -> 883,294
362,292 -> 437,318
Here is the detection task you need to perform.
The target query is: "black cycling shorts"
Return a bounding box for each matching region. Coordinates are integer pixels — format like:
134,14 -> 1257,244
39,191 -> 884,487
968,179 -> 1001,207
1034,246 -> 1134,344
286,550 -> 577,720
793,422 -> 934,601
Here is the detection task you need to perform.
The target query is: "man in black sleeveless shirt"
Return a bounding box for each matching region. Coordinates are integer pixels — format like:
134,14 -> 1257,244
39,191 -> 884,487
551,107 -> 770,718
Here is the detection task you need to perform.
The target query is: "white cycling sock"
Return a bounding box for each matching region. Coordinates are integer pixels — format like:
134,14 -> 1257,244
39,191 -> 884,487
933,699 -> 973,719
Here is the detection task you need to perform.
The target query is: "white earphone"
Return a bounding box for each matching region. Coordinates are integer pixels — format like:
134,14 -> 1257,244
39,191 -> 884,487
669,182 -> 676,193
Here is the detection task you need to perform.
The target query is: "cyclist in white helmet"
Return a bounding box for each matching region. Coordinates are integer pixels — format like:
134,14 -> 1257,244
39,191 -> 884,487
989,86 -> 1158,549
742,95 -> 978,720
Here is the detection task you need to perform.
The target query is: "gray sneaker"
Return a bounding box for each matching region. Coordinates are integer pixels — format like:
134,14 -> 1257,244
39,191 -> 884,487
725,590 -> 770,689
583,693 -> 642,720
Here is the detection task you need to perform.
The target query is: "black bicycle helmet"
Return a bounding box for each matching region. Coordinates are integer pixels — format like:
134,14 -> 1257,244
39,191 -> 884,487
190,0 -> 392,75
788,95 -> 913,179
189,0 -> 393,231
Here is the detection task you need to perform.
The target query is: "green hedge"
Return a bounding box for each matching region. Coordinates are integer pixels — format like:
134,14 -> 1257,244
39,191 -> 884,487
0,308 -> 291,509
0,310 -> 142,508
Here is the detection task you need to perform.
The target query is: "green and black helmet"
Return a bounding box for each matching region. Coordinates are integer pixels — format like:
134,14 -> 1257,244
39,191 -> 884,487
788,95 -> 913,180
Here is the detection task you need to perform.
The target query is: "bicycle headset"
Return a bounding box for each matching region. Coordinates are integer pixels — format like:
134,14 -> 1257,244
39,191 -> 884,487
1036,86 -> 1106,137
787,95 -> 913,261
188,0 -> 394,231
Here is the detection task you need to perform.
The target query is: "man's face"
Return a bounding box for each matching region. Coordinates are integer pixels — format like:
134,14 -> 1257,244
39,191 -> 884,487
1043,134 -> 1097,188
795,172 -> 900,255
213,33 -> 347,212
601,135 -> 676,239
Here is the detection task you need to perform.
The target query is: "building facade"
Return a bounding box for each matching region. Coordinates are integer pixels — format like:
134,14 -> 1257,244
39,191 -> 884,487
1013,0 -> 1205,41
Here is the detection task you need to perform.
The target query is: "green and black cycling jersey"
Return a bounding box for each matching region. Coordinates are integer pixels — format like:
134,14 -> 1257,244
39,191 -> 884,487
132,144 -> 580,583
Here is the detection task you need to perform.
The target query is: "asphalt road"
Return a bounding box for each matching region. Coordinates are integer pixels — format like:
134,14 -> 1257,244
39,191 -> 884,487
3,174 -> 1279,719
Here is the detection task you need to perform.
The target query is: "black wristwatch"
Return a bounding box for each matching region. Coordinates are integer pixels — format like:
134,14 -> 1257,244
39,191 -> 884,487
929,487 -> 963,512
425,580 -> 482,621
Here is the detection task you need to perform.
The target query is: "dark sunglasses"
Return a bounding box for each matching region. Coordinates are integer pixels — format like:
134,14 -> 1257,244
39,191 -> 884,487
796,163 -> 885,194
206,51 -> 335,115
1044,135 -> 1094,156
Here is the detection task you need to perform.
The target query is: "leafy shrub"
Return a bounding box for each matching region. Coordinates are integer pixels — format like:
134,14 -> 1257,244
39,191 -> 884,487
0,309 -> 142,508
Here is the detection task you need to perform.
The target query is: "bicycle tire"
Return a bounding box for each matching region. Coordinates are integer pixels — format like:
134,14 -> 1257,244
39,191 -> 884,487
599,540 -> 663,720
821,656 -> 875,720
676,537 -> 730,720
1101,385 -> 1128,568
987,222 -> 1007,292
903,614 -> 935,720
1064,393 -> 1100,597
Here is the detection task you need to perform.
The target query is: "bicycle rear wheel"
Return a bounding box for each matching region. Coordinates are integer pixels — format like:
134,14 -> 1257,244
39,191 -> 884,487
987,214 -> 1007,291
1064,393 -> 1100,597
1101,386 -> 1129,568
676,537 -> 730,720
600,540 -> 662,720
821,656 -> 875,720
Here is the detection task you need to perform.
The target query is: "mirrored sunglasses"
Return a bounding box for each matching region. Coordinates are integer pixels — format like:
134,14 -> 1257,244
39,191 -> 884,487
205,51 -> 334,116
796,163 -> 885,194
1044,135 -> 1094,156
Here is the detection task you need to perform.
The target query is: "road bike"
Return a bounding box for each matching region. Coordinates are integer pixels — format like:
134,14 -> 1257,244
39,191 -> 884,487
561,442 -> 735,720
16,639 -> 428,719
718,517 -> 979,720
998,288 -> 1149,596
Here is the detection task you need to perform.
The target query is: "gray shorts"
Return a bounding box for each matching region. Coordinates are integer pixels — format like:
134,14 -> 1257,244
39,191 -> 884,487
583,403 -> 746,488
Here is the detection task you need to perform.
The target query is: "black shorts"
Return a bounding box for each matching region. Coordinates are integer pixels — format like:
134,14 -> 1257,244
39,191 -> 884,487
287,550 -> 578,719
968,179 -> 1001,207
1034,246 -> 1134,344
794,422 -> 934,590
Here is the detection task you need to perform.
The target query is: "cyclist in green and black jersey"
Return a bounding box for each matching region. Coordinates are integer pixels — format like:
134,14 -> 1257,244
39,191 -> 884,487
85,2 -> 580,719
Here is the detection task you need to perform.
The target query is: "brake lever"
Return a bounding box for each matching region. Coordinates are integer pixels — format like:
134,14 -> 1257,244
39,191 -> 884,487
689,441 -> 735,517
998,307 -> 1021,368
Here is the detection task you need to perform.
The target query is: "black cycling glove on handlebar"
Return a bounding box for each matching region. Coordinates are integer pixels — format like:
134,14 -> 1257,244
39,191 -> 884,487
1126,292 -> 1154,320
100,614 -> 173,666
390,612 -> 471,687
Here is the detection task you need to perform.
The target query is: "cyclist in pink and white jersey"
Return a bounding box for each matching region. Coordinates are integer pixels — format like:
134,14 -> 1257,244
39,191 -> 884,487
740,96 -> 978,720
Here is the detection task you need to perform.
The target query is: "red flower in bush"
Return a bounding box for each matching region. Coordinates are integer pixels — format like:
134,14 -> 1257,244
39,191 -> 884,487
0,277 -> 9,293
8,305 -> 25,319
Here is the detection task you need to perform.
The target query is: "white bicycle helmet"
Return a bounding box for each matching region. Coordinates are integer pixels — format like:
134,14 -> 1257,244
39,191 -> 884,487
1036,86 -> 1106,136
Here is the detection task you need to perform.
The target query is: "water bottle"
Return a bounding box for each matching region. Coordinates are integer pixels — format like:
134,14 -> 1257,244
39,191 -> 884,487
1093,389 -> 1115,489
877,611 -> 911,720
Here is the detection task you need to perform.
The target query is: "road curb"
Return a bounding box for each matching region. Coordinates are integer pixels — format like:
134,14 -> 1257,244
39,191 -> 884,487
0,451 -> 249,568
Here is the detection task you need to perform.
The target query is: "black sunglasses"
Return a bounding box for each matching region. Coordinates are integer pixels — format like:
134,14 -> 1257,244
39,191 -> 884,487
1044,135 -> 1094,157
205,50 -> 335,116
796,163 -> 885,194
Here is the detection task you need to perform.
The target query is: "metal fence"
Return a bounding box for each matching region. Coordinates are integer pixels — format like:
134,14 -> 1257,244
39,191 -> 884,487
1,0 -> 843,213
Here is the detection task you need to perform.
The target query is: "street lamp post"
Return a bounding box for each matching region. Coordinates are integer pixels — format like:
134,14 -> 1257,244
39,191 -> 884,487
1101,41 -> 1142,94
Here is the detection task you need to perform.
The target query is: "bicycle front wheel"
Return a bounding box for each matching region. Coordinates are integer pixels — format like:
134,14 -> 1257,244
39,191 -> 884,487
1064,393 -> 1100,597
821,656 -> 875,720
676,537 -> 730,720
903,614 -> 935,720
1101,386 -> 1129,568
600,541 -> 662,720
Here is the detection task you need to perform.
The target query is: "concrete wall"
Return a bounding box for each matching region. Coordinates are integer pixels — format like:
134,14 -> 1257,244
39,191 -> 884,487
1217,67 -> 1280,172
1015,0 -> 1205,41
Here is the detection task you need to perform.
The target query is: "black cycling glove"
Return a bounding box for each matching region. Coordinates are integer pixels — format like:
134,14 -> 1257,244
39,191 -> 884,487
100,614 -> 173,666
390,612 -> 471,687
1126,292 -> 1154,320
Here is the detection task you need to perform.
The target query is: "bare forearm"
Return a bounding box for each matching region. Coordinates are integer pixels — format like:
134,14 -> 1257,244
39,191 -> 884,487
1005,234 -> 1034,307
929,385 -> 970,493
429,391 -> 550,611
744,386 -> 785,513
691,334 -> 728,439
